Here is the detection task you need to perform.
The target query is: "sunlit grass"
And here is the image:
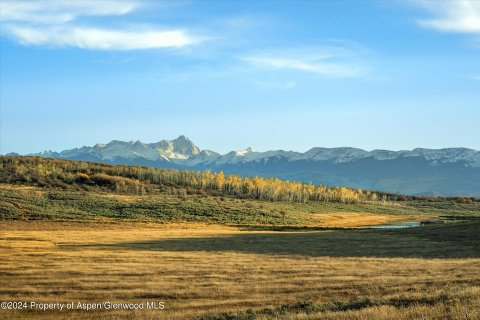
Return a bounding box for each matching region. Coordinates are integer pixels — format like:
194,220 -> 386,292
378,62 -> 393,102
2,184 -> 479,226
1,221 -> 479,319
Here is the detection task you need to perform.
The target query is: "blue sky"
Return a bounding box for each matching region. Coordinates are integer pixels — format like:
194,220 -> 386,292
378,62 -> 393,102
1,0 -> 479,154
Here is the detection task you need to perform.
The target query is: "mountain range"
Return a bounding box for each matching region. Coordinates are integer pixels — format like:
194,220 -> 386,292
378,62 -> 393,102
12,135 -> 480,197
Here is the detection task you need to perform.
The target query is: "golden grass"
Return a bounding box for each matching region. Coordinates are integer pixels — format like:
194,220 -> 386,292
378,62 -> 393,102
0,183 -> 44,196
0,221 -> 479,319
308,212 -> 431,228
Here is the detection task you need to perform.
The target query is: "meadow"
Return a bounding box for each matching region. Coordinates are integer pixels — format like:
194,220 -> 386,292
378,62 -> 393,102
0,221 -> 479,320
1,157 -> 479,319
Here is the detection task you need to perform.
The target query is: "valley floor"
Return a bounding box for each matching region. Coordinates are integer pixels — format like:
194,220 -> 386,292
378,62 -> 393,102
1,221 -> 479,319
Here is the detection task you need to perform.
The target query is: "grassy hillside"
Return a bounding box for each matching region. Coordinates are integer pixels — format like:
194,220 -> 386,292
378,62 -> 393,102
3,156 -> 478,203
1,156 -> 479,224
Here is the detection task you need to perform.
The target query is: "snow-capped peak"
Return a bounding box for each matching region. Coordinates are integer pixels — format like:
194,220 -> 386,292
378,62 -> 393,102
236,147 -> 254,156
30,136 -> 480,169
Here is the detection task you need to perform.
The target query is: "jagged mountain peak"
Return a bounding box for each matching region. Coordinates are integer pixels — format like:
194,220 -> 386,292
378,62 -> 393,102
197,149 -> 220,157
30,138 -> 480,168
236,147 -> 254,156
174,135 -> 191,142
106,139 -> 125,145
149,135 -> 200,157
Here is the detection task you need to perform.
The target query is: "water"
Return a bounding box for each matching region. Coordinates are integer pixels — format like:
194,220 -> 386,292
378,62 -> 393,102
368,221 -> 421,229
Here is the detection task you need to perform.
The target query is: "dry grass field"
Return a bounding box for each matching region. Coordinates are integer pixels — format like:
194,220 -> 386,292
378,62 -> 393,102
307,212 -> 429,228
1,221 -> 479,320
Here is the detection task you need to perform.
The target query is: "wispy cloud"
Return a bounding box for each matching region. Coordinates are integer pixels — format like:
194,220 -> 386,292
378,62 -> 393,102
0,0 -> 137,24
0,0 -> 202,50
6,26 -> 199,50
242,56 -> 362,77
471,75 -> 480,81
240,44 -> 367,78
414,0 -> 480,34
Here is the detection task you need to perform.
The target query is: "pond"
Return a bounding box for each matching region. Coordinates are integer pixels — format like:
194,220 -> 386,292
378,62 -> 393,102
368,221 -> 421,229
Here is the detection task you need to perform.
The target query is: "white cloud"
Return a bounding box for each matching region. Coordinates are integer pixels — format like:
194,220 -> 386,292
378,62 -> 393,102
415,0 -> 480,34
471,75 -> 480,81
242,56 -> 361,77
0,0 -> 137,24
7,26 -> 200,50
240,46 -> 365,78
0,0 -> 202,50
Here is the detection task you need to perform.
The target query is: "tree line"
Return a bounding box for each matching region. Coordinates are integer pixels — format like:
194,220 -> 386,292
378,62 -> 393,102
0,156 -> 476,204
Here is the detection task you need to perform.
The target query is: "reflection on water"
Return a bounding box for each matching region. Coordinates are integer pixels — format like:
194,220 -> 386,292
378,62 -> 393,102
368,221 -> 421,229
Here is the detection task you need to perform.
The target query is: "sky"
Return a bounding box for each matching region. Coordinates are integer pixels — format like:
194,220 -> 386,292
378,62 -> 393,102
0,0 -> 479,155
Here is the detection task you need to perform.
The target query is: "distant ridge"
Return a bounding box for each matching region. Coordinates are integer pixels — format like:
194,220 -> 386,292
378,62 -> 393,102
15,136 -> 480,197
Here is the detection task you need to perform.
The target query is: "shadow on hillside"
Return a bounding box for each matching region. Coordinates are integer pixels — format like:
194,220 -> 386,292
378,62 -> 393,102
65,222 -> 480,259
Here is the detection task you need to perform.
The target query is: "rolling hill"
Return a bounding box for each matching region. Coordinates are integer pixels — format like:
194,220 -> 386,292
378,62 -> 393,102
19,135 -> 480,196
